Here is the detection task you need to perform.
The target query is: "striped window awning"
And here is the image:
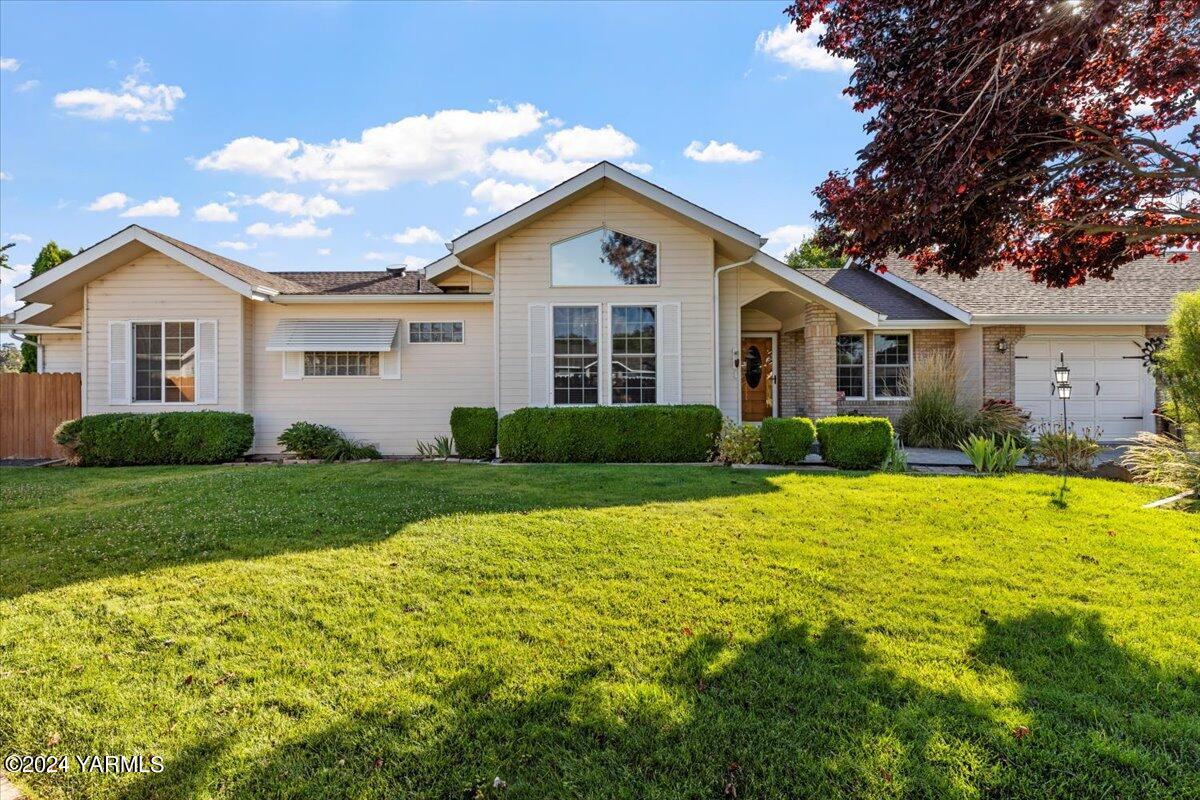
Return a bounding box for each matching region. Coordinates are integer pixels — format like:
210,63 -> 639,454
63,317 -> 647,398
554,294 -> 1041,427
266,319 -> 399,352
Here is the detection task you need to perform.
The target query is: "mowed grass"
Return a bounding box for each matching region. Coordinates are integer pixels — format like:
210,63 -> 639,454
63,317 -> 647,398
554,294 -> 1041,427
1,464 -> 1198,800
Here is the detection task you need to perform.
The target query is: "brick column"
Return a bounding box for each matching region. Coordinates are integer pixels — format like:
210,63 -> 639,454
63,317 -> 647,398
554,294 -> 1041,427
981,325 -> 1026,402
778,330 -> 805,417
803,306 -> 838,418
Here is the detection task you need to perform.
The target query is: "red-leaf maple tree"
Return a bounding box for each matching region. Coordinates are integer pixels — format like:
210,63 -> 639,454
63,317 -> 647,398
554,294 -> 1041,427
785,0 -> 1200,286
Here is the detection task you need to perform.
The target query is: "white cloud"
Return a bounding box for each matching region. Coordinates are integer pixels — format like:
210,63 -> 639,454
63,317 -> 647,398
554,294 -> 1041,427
15,79 -> 39,93
684,140 -> 762,164
463,206 -> 479,217
246,219 -> 331,238
216,240 -> 255,251
764,224 -> 815,258
317,247 -> 332,256
471,178 -> 538,212
194,202 -> 237,222
0,171 -> 10,181
545,124 -> 637,161
86,191 -> 130,211
240,191 -> 352,218
487,147 -> 591,184
363,251 -> 391,262
120,196 -> 180,218
1,262 -> 32,317
195,103 -> 547,193
389,225 -> 442,245
619,161 -> 653,174
7,233 -> 32,243
54,60 -> 185,122
0,58 -> 19,72
755,23 -> 853,72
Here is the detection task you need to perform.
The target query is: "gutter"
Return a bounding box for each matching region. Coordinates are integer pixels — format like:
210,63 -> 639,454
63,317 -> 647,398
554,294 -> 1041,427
269,293 -> 493,304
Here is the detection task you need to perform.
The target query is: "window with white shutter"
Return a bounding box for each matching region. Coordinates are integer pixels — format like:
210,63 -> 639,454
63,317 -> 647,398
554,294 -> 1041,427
108,320 -> 131,405
528,304 -> 549,406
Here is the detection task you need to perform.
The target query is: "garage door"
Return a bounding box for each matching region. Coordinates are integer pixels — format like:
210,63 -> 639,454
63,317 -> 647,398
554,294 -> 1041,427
1014,336 -> 1151,441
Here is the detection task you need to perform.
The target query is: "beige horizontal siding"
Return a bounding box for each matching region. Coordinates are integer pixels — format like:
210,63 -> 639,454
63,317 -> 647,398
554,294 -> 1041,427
249,302 -> 494,455
39,312 -> 82,373
497,187 -> 715,414
84,254 -> 242,414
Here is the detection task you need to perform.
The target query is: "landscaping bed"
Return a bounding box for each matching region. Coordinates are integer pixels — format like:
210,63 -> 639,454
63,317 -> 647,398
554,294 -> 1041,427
1,464 -> 1197,799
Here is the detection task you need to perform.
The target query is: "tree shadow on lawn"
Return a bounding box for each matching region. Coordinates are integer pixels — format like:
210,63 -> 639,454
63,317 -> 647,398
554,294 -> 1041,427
3,463 -> 842,599
114,611 -> 1200,800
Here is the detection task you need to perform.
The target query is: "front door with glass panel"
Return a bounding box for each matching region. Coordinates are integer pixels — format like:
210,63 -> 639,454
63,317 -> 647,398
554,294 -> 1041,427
741,336 -> 774,422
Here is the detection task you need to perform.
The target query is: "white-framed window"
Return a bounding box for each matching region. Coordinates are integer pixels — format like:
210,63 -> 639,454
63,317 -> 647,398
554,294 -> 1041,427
303,352 -> 380,377
550,227 -> 659,287
408,321 -> 464,343
873,332 -> 912,398
610,305 -> 657,405
133,321 -> 195,403
836,333 -> 866,399
552,305 -> 601,405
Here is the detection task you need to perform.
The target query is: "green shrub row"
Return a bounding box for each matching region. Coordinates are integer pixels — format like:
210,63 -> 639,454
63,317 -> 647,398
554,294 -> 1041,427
498,405 -> 722,463
54,411 -> 254,466
815,416 -> 894,470
760,417 -> 817,465
450,407 -> 499,460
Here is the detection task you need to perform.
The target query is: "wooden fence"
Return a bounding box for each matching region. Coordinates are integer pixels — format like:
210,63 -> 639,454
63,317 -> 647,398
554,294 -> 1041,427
0,372 -> 82,460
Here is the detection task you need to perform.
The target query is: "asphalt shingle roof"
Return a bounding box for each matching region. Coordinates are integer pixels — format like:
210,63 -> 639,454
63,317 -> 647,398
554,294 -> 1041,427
881,253 -> 1200,317
798,267 -> 953,320
143,228 -> 312,294
268,270 -> 443,295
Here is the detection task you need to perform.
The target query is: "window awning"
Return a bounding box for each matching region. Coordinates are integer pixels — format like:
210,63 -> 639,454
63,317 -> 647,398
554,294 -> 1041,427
266,319 -> 399,352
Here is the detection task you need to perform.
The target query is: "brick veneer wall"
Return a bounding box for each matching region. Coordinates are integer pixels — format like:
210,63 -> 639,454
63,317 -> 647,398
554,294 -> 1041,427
803,306 -> 839,418
778,330 -> 805,417
981,325 -> 1026,401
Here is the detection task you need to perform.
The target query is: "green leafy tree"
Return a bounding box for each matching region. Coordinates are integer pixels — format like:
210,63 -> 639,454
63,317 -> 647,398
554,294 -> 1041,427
0,241 -> 14,270
0,342 -> 22,372
19,242 -> 74,372
784,236 -> 847,270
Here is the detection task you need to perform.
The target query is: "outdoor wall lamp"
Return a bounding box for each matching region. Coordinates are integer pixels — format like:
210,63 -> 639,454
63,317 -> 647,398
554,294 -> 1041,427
996,338 -> 1008,354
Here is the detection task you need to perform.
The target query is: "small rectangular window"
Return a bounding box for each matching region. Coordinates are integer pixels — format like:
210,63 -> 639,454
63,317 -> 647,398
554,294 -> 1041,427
836,334 -> 865,399
611,305 -> 656,404
133,321 -> 194,403
552,306 -> 599,405
408,321 -> 464,343
303,352 -> 380,377
873,333 -> 912,398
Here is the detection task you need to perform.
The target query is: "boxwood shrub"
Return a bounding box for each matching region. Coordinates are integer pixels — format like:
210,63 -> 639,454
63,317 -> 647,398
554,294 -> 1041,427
450,407 -> 498,460
498,405 -> 722,463
815,416 -> 894,470
761,417 -> 817,465
54,411 -> 254,466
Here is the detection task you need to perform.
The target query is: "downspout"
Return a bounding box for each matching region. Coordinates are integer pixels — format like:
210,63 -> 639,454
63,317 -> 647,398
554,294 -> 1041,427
713,257 -> 755,411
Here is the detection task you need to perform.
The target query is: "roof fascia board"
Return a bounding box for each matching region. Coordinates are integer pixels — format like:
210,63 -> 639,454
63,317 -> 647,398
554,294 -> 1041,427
750,252 -> 880,326
870,266 -> 973,323
16,226 -> 257,302
972,313 -> 1167,325
448,162 -> 763,256
0,322 -> 81,334
270,293 -> 493,304
877,319 -> 967,329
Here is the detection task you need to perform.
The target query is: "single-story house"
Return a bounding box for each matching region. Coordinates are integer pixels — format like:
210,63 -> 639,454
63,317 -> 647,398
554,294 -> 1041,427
5,162 -> 1197,453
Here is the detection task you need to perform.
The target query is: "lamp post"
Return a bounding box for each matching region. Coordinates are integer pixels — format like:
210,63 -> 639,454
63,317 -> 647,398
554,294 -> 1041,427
1054,352 -> 1072,500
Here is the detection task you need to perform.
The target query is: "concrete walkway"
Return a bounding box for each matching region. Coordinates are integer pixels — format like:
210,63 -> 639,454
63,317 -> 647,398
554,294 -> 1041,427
903,445 -> 1127,467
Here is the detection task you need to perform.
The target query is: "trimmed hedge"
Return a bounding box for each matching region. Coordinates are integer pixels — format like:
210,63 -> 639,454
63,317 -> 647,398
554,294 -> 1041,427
54,411 -> 254,466
498,405 -> 722,463
450,407 -> 499,460
815,416 -> 894,470
761,417 -> 817,465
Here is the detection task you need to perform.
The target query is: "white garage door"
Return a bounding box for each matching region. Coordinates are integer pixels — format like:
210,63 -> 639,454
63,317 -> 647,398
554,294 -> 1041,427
1014,336 -> 1152,441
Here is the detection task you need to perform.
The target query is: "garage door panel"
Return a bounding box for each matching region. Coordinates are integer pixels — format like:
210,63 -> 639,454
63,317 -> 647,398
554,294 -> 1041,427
1015,359 -> 1052,381
1016,339 -> 1051,358
1094,358 -> 1141,380
1051,339 -> 1096,359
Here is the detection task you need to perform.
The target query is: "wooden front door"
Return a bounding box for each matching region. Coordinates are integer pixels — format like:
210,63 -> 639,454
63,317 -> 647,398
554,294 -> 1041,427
741,337 -> 774,422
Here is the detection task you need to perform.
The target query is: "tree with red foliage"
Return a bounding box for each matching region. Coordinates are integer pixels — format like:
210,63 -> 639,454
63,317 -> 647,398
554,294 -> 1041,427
785,0 -> 1200,287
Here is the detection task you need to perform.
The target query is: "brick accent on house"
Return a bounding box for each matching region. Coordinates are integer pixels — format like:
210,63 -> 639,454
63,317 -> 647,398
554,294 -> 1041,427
778,330 -> 805,417
981,325 -> 1026,401
836,329 -> 957,422
803,306 -> 838,418
914,329 -> 955,360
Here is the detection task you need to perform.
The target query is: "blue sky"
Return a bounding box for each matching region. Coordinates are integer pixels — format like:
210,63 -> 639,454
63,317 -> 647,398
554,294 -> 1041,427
0,0 -> 866,319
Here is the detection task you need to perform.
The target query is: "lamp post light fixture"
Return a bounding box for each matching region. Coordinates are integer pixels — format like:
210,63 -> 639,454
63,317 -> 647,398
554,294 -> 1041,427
1054,352 -> 1072,501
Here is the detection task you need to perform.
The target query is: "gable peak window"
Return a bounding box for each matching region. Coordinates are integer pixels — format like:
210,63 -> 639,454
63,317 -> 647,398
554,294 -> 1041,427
551,227 -> 658,286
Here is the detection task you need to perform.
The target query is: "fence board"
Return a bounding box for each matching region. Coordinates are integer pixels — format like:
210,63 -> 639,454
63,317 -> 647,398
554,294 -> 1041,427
0,372 -> 82,459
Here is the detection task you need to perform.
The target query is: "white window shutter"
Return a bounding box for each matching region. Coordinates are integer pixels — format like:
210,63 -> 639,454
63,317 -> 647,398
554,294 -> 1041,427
528,304 -> 549,407
660,302 -> 682,405
380,323 -> 402,379
108,321 -> 130,405
195,320 -> 219,404
282,352 -> 304,380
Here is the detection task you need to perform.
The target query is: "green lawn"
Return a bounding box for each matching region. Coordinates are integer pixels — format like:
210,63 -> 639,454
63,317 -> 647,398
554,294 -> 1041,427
1,464 -> 1197,800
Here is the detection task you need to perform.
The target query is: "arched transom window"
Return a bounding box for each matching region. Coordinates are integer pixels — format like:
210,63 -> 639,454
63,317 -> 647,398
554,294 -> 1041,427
550,227 -> 658,286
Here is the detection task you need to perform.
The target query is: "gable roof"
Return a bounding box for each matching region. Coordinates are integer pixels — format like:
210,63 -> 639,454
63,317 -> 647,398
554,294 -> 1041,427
427,161 -> 767,279
269,270 -> 442,295
799,267 -> 955,321
144,228 -> 309,293
883,252 -> 1200,320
